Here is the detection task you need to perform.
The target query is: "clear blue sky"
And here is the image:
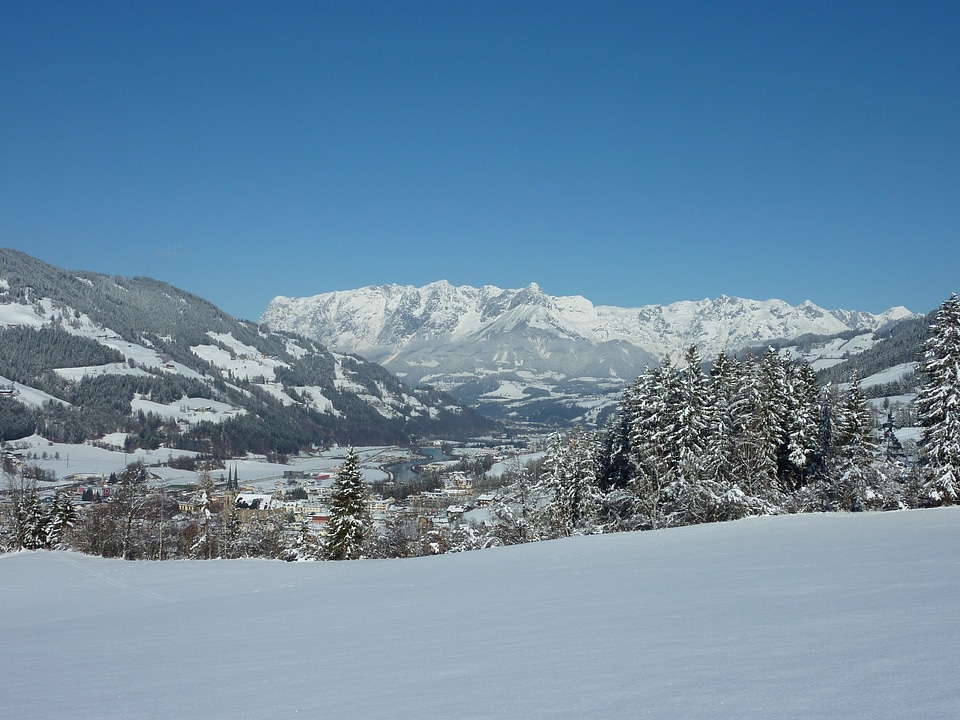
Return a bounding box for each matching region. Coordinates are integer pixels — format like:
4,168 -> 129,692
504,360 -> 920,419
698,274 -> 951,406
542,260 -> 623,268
2,1 -> 958,321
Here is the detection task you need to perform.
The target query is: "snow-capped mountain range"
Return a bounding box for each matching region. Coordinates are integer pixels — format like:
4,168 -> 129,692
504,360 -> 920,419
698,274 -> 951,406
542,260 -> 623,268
261,281 -> 917,424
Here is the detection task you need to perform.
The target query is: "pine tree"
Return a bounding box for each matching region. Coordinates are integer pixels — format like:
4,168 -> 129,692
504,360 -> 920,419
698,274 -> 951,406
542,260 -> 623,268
536,429 -> 602,538
666,346 -> 719,525
1,467 -> 46,551
728,352 -> 782,501
45,490 -> 77,548
291,520 -> 321,561
704,351 -> 737,486
21,491 -> 49,550
627,362 -> 680,529
700,351 -> 761,521
782,360 -> 823,492
325,448 -> 370,560
916,293 -> 960,506
832,374 -> 878,511
487,457 -> 537,544
877,411 -> 905,464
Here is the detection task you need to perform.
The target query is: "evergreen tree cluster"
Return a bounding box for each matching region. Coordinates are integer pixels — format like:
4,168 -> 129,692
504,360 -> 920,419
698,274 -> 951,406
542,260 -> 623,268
0,326 -> 125,385
0,461 -> 76,552
481,296 -> 960,545
916,293 -> 960,505
485,349 -> 923,545
594,346 -> 899,525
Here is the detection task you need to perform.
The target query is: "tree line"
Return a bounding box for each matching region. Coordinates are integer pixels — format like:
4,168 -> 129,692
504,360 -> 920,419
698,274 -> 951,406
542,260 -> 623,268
4,295 -> 957,562
483,294 -> 959,544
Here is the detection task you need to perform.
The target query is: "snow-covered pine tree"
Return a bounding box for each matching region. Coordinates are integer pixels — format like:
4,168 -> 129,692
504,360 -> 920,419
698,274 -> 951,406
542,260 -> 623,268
536,432 -> 573,539
21,490 -> 49,550
45,490 -> 77,548
325,448 -> 370,560
486,457 -> 537,544
705,351 -> 738,488
536,428 -> 602,538
1,467 -> 47,551
701,351 -> 761,521
627,361 -> 680,529
877,411 -> 906,464
290,519 -> 321,561
565,427 -> 603,534
758,348 -> 793,499
916,293 -> 960,506
803,381 -> 843,511
596,408 -> 634,493
782,359 -> 823,493
870,410 -> 910,509
728,352 -> 782,502
666,346 -> 722,525
832,373 -> 878,511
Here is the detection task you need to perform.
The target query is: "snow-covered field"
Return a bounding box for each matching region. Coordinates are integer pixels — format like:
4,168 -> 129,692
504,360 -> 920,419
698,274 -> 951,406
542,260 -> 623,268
860,362 -> 920,389
5,434 -> 397,489
0,374 -> 66,408
2,508 -> 958,719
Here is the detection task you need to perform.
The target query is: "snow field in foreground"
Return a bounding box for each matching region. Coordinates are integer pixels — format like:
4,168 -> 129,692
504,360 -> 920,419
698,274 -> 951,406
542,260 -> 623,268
2,508 -> 958,719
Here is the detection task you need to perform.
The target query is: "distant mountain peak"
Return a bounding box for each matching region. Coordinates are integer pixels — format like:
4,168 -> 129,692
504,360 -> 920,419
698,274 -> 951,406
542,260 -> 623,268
260,281 -> 919,425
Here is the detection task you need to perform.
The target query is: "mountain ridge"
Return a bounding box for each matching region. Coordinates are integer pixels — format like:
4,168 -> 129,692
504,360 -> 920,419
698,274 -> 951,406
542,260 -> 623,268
0,249 -> 492,450
261,281 -> 917,424
263,281 -> 914,360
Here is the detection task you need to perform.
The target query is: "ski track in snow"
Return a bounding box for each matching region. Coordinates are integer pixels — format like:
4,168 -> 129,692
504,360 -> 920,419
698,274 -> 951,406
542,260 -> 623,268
55,552 -> 179,603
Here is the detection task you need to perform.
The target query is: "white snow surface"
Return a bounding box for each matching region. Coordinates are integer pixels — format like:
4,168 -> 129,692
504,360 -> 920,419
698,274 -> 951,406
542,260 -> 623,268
2,509 -> 958,720
0,374 -> 67,407
129,395 -> 243,425
0,301 -> 47,327
3,434 -> 193,485
190,331 -> 290,381
2,437 -> 400,490
54,362 -> 152,381
859,362 -> 920,389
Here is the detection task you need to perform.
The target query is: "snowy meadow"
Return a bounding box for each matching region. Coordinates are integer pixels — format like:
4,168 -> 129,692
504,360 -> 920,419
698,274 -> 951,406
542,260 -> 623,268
2,508 -> 958,719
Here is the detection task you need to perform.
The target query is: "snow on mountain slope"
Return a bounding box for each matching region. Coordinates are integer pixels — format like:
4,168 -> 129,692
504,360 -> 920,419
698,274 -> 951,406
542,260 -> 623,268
2,508 -> 958,720
860,362 -> 921,389
0,249 -> 494,447
0,374 -> 67,407
0,291 -> 470,437
263,282 -> 913,362
0,294 -> 208,381
780,332 -> 881,371
262,282 -> 916,424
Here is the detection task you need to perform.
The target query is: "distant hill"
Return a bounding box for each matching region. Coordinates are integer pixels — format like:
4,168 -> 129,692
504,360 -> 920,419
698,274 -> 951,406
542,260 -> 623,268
813,313 -> 931,385
0,249 -> 492,452
261,280 -> 919,425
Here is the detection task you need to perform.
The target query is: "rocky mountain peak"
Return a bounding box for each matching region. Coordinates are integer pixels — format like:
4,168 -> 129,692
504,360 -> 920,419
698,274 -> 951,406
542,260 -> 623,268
261,282 -> 918,425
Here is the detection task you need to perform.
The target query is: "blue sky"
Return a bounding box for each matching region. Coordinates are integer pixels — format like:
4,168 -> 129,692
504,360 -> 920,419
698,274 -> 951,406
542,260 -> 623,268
2,1 -> 958,321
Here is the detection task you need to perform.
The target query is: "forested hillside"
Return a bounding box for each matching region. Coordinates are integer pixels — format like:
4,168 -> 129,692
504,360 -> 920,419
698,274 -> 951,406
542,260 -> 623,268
816,313 -> 930,389
0,249 -> 492,452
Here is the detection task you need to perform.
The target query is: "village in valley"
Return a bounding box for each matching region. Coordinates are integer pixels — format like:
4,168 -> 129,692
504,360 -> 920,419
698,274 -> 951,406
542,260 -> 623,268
1,431 -> 546,559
